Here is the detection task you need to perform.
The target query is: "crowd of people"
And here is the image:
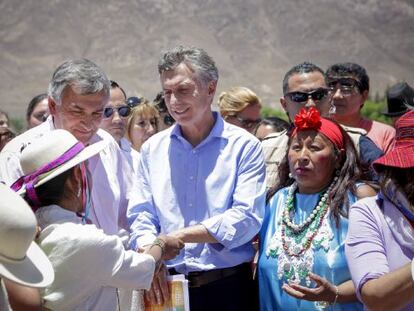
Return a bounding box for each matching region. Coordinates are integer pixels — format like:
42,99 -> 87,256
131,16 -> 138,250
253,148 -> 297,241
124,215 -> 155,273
0,44 -> 413,311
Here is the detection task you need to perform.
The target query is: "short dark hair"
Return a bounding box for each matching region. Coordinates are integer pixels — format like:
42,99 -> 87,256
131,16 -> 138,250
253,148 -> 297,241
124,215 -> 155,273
110,80 -> 127,99
254,117 -> 289,134
153,91 -> 167,112
282,62 -> 324,95
326,62 -> 370,93
378,167 -> 414,204
26,93 -> 48,122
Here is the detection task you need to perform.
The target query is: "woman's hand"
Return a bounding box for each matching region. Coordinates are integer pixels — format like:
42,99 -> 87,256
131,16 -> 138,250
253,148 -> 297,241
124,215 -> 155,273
282,272 -> 337,303
144,264 -> 170,306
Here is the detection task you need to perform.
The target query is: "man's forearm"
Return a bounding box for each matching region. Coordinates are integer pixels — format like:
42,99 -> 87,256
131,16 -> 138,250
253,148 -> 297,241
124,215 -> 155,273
169,224 -> 218,243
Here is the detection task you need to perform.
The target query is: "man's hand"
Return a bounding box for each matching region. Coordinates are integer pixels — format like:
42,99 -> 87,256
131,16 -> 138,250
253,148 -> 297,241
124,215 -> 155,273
158,234 -> 184,260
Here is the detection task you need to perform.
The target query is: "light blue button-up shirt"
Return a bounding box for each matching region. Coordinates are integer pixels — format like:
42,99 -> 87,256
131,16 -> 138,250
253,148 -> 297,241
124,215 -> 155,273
128,113 -> 266,274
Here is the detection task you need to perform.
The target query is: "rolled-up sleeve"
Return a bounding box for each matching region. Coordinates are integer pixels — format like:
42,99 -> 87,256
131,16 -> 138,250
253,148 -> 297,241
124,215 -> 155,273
201,140 -> 266,249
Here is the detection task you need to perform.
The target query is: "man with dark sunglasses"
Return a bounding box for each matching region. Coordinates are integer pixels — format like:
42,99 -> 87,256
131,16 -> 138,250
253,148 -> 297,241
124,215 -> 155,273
100,81 -> 140,186
262,62 -> 383,188
326,63 -> 395,154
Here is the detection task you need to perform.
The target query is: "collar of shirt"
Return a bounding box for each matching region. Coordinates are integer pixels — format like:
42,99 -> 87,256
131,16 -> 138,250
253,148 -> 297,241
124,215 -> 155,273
170,112 -> 227,149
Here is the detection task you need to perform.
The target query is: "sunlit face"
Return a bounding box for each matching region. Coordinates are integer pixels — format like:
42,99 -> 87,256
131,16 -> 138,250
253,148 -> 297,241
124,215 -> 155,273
99,87 -> 128,143
225,104 -> 262,133
28,98 -> 49,129
328,76 -> 368,123
161,63 -> 215,130
281,71 -> 331,121
129,114 -> 158,151
288,130 -> 338,194
50,86 -> 108,144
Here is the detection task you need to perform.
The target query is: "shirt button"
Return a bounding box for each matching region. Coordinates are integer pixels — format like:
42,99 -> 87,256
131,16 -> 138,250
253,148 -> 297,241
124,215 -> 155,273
189,203 -> 193,207
190,176 -> 194,180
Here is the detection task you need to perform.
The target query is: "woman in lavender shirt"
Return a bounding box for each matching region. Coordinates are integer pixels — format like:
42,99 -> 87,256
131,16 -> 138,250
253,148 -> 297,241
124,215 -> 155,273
345,109 -> 414,311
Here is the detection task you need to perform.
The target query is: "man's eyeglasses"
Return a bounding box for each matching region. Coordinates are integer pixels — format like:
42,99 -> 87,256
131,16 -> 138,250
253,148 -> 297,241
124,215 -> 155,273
103,106 -> 131,118
285,88 -> 330,104
228,115 -> 262,129
126,96 -> 142,108
327,78 -> 362,96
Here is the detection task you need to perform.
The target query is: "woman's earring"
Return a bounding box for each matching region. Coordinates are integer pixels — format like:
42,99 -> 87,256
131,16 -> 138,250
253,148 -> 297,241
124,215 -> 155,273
289,172 -> 293,179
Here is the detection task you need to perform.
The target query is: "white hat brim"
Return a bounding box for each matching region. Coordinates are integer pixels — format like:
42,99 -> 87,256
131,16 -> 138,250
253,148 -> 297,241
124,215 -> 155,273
17,140 -> 107,195
0,241 -> 54,287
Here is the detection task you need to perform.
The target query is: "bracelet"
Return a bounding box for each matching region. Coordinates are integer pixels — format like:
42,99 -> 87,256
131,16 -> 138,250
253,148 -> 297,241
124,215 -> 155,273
332,285 -> 339,306
150,237 -> 166,256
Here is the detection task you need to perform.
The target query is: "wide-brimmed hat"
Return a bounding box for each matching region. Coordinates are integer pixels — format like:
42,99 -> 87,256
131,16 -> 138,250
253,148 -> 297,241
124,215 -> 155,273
373,109 -> 414,171
0,184 -> 54,287
382,82 -> 414,117
11,129 -> 107,198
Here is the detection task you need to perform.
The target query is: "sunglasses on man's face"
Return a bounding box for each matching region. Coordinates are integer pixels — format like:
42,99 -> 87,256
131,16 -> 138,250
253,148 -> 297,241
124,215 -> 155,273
285,88 -> 330,104
103,106 -> 131,118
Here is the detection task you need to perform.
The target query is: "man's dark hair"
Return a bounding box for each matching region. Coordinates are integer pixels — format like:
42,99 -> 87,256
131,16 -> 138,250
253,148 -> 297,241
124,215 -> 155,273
26,93 -> 48,122
110,80 -> 127,99
326,63 -> 370,93
282,62 -> 324,95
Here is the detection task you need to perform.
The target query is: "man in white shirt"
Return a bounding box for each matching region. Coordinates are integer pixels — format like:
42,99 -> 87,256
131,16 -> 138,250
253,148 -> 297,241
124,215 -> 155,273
0,58 -> 134,234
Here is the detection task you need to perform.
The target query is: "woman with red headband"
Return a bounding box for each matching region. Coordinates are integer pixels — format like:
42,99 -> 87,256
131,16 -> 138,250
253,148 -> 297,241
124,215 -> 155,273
345,109 -> 414,311
258,107 -> 375,310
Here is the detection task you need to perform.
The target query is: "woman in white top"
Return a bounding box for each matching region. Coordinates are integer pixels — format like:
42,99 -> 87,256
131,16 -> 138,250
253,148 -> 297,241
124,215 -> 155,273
11,129 -> 184,311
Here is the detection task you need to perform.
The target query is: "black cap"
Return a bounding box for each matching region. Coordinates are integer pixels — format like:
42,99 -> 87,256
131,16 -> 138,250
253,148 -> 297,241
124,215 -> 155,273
383,82 -> 414,117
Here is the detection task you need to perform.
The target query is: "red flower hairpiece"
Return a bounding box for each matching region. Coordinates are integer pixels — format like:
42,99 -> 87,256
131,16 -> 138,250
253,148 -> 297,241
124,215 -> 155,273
294,107 -> 322,130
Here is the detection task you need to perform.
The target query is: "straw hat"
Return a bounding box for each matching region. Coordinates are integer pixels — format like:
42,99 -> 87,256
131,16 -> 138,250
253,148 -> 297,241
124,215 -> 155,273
13,129 -> 107,195
373,109 -> 414,170
0,184 -> 54,287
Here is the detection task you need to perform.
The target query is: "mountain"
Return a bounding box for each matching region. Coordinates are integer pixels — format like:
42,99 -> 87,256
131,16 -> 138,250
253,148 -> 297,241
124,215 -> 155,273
1,0 -> 413,118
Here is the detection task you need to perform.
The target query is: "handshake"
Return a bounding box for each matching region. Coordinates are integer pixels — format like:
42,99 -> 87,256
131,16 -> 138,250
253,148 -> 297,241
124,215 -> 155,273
145,234 -> 185,261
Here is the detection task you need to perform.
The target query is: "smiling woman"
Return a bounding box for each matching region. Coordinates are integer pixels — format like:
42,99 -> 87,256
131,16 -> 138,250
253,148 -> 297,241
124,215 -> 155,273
258,107 -> 376,311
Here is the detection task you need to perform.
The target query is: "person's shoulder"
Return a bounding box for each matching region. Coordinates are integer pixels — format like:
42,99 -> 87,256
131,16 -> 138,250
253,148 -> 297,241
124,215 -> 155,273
42,222 -> 117,249
371,120 -> 395,132
355,183 -> 378,199
341,124 -> 367,136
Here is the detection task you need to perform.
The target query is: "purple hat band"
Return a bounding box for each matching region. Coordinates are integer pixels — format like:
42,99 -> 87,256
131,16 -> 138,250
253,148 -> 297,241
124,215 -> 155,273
11,142 -> 85,211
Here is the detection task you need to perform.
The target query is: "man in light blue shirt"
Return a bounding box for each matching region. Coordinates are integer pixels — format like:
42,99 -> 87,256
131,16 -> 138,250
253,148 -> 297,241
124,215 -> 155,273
127,45 -> 266,310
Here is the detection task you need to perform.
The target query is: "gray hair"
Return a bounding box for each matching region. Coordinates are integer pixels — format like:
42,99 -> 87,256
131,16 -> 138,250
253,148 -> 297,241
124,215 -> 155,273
48,59 -> 110,103
158,45 -> 219,86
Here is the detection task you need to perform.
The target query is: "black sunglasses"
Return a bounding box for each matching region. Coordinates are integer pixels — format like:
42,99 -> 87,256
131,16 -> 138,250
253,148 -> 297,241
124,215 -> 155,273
285,88 -> 330,103
163,115 -> 175,126
126,96 -> 142,108
103,106 -> 131,118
